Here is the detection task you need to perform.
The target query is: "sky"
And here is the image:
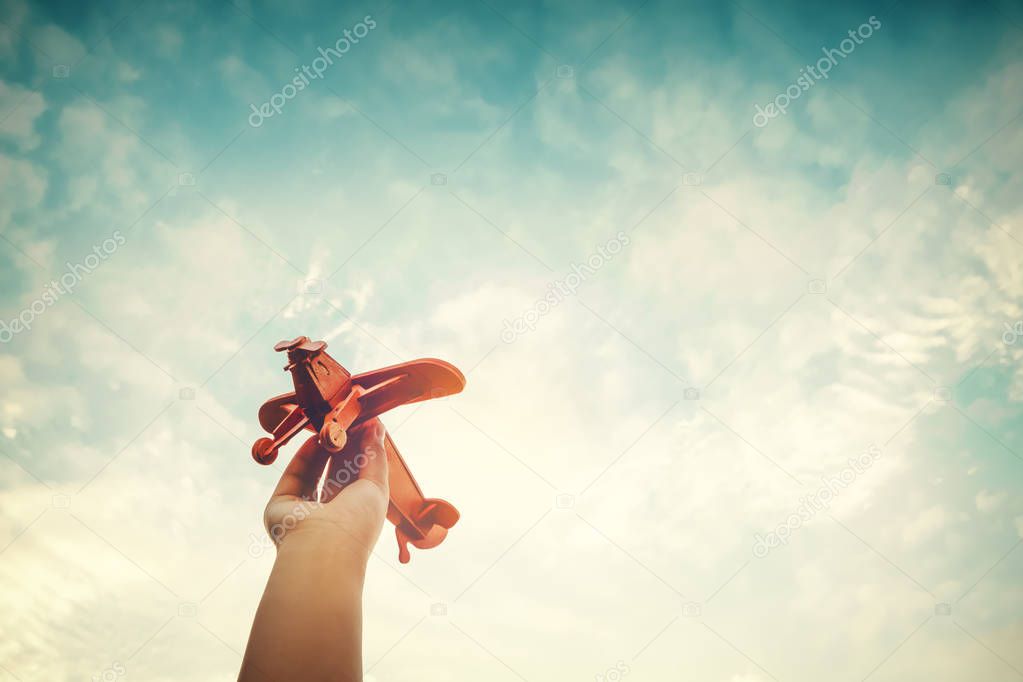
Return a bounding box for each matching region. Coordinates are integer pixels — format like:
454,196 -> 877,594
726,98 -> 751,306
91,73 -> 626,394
1,0 -> 1022,680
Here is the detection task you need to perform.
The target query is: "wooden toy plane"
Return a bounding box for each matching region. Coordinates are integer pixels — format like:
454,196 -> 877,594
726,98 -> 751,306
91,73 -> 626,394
251,336 -> 464,563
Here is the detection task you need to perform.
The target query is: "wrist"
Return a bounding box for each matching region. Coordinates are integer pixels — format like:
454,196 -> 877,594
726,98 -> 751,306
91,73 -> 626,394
275,523 -> 373,578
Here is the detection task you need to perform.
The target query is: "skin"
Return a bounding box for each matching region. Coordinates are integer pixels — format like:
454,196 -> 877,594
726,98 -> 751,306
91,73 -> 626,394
239,419 -> 389,682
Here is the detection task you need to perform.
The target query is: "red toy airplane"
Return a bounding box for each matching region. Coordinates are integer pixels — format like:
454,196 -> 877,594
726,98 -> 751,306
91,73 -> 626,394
251,336 -> 464,563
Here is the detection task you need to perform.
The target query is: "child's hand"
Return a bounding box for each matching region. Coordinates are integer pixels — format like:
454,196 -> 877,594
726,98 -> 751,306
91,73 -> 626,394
241,419 -> 390,681
263,418 -> 390,562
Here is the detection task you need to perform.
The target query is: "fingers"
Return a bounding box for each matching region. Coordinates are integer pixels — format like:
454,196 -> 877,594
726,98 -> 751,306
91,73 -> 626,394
319,448 -> 355,504
271,435 -> 330,501
319,419 -> 389,504
357,418 -> 389,493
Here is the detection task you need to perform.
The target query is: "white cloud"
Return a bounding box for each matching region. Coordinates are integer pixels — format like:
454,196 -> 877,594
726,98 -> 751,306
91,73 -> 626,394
0,151 -> 47,231
0,80 -> 46,150
30,23 -> 85,63
902,505 -> 948,546
115,61 -> 142,83
975,489 -> 1007,513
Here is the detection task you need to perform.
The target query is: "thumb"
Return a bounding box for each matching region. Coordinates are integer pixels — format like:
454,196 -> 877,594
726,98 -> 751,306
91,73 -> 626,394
271,435 -> 330,500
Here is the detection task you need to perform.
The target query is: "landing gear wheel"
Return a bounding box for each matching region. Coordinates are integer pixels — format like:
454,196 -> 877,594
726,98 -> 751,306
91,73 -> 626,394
252,437 -> 279,465
319,421 -> 347,453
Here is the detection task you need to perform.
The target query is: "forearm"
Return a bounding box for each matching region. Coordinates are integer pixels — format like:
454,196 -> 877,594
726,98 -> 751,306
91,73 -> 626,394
240,532 -> 368,682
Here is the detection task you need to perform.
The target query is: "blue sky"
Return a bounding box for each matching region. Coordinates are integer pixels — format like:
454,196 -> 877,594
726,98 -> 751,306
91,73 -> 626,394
1,0 -> 1022,680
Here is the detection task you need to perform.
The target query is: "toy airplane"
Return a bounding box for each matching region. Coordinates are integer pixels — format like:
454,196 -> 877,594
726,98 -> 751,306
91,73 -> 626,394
251,336 -> 464,563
